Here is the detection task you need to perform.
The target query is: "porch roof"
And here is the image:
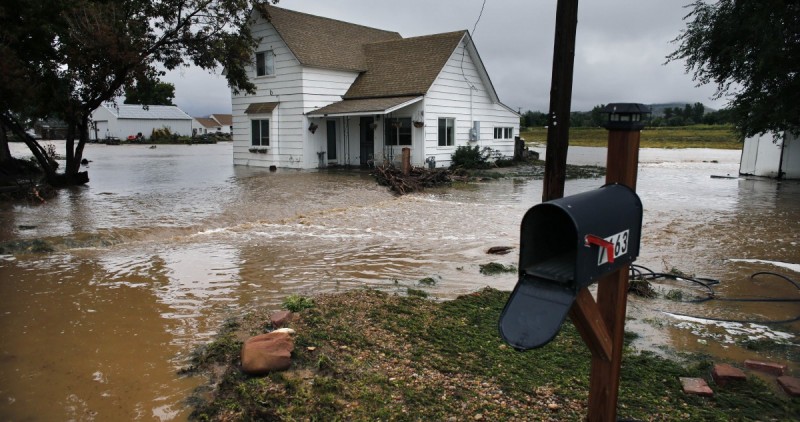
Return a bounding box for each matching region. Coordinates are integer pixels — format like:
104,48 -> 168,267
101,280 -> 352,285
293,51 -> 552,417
244,102 -> 279,114
306,96 -> 423,118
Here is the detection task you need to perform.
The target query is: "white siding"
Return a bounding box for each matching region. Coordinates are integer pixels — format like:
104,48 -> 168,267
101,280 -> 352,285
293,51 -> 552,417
302,67 -> 359,168
89,107 -> 192,139
232,15 -> 305,168
740,133 -> 783,177
783,133 -> 800,179
740,132 -> 800,179
233,14 -> 362,169
90,107 -> 115,140
423,39 -> 519,167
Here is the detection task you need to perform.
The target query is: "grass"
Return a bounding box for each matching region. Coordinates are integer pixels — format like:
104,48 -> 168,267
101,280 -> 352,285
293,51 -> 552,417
521,125 -> 742,149
185,288 -> 799,421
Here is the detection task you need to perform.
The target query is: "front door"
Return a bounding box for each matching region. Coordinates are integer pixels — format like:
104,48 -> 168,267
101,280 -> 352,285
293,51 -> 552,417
326,120 -> 337,161
359,116 -> 374,167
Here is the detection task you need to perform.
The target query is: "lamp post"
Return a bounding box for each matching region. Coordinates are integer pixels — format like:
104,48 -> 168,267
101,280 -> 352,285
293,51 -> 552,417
601,103 -> 650,190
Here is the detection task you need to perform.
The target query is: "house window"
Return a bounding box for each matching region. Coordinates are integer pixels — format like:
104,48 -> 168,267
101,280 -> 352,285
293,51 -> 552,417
494,127 -> 514,139
256,50 -> 275,76
438,118 -> 455,146
251,119 -> 269,146
384,118 -> 411,146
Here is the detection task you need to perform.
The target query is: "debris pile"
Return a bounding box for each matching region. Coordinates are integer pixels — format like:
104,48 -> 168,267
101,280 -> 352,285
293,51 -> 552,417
372,164 -> 463,195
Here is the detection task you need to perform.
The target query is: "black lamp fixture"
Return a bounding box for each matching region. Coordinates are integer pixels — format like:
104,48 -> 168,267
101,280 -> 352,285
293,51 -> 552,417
601,103 -> 651,131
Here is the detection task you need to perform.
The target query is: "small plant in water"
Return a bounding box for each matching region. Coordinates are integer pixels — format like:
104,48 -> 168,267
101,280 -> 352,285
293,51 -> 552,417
283,294 -> 315,312
479,262 -> 517,275
406,288 -> 429,298
665,289 -> 684,301
418,277 -> 437,286
628,278 -> 657,298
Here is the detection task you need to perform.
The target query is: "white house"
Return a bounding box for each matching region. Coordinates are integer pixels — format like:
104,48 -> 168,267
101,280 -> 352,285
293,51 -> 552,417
739,131 -> 800,179
232,5 -> 520,169
90,104 -> 193,140
192,114 -> 233,136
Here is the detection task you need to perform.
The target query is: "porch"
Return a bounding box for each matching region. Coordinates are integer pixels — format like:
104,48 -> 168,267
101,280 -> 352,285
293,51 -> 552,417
306,96 -> 426,168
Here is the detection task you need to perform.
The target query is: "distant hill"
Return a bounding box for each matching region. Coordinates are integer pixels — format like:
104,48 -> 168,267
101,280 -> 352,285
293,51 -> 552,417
648,102 -> 717,117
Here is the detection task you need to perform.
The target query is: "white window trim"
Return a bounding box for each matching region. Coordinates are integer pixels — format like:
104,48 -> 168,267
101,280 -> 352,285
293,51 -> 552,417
494,126 -> 514,140
250,118 -> 270,147
437,117 -> 456,148
255,50 -> 275,78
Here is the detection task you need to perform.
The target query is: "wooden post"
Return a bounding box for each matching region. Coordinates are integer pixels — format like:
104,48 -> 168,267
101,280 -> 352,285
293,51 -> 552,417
401,147 -> 411,176
585,121 -> 641,422
542,0 -> 579,202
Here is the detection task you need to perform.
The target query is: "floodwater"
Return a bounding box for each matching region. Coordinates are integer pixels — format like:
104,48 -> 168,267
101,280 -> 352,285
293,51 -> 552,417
1,141 -> 798,420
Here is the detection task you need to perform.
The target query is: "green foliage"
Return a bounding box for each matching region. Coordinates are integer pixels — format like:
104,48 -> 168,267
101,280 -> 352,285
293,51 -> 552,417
478,262 -> 516,275
667,0 -> 800,138
124,76 -> 176,106
1,0 -> 279,184
188,288 -> 800,421
665,289 -> 684,301
282,294 -> 315,312
149,127 -> 175,143
417,277 -> 437,286
520,126 -> 741,149
406,288 -> 429,298
450,145 -> 491,169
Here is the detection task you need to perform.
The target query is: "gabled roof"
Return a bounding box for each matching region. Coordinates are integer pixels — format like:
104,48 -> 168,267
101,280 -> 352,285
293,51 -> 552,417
258,6 -> 515,115
102,104 -> 192,120
211,114 -> 232,126
343,31 -> 467,99
259,5 -> 402,72
195,117 -> 220,128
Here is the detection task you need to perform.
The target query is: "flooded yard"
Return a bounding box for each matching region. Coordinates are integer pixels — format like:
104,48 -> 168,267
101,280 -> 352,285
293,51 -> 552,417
1,141 -> 798,420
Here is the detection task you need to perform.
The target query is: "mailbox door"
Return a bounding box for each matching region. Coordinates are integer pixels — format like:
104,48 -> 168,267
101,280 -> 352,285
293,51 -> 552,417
498,275 -> 576,350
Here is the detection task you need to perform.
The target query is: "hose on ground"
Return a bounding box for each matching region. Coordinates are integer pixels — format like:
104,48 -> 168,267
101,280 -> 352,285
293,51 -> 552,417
629,264 -> 799,325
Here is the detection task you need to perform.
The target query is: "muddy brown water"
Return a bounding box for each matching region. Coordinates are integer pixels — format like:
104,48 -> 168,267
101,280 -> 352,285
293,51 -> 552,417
1,141 -> 798,420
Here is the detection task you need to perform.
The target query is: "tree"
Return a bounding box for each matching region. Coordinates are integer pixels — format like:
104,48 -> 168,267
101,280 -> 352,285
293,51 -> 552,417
667,0 -> 800,138
124,75 -> 176,106
1,0 -> 278,186
691,102 -> 705,123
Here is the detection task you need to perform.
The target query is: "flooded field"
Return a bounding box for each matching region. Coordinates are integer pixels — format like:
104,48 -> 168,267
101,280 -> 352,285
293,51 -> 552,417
1,141 -> 798,420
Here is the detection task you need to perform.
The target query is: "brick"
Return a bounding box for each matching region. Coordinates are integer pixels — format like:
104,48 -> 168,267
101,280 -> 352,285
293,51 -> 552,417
270,310 -> 294,328
712,363 -> 747,386
777,376 -> 800,397
744,359 -> 786,376
680,377 -> 714,397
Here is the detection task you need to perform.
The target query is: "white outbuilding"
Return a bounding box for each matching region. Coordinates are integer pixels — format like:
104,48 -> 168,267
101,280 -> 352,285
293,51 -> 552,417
90,104 -> 193,141
739,132 -> 800,179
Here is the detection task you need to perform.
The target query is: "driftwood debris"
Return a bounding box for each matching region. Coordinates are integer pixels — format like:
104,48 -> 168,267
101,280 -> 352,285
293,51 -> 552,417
372,164 -> 462,195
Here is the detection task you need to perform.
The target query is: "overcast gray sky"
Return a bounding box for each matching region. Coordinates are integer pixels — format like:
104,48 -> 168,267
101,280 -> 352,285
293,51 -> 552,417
165,0 -> 725,117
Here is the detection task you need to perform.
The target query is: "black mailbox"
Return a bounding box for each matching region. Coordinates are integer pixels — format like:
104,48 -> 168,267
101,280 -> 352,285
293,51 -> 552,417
499,184 -> 643,350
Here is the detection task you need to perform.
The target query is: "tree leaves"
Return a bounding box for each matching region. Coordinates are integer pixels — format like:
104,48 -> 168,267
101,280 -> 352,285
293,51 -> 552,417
667,0 -> 800,138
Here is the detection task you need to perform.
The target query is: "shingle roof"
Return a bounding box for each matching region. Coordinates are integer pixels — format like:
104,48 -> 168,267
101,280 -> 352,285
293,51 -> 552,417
307,96 -> 423,117
106,104 -> 192,120
212,114 -> 233,126
195,117 -> 220,128
343,31 -> 466,99
261,5 -> 402,72
245,102 -> 280,114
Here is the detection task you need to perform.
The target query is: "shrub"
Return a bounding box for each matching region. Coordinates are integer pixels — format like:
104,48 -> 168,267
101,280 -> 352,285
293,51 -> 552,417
450,145 -> 491,169
150,127 -> 178,143
282,294 -> 315,312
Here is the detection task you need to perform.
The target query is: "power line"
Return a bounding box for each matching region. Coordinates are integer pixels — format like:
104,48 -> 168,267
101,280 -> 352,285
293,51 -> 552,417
472,0 -> 487,37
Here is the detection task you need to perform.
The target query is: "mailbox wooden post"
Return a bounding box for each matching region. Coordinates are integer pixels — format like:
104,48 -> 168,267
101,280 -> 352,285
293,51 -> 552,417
583,103 -> 649,421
